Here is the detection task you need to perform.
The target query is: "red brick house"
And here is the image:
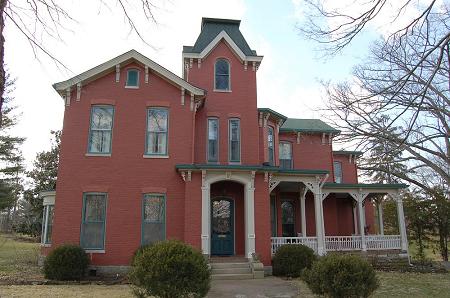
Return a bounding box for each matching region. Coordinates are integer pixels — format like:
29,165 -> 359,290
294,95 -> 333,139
40,18 -> 409,275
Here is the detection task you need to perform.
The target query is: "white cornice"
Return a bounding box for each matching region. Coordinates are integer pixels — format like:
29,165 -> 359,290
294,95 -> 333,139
182,30 -> 263,63
53,49 -> 205,98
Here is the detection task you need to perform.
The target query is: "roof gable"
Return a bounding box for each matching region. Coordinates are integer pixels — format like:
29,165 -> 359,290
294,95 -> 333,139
53,49 -> 205,97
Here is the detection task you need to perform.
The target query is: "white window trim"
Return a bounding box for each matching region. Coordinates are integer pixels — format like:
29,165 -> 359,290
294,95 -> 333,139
145,107 -> 169,156
126,68 -> 140,88
228,118 -> 241,163
143,155 -> 169,159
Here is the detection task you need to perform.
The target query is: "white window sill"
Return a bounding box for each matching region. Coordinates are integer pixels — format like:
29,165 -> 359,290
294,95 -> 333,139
125,85 -> 139,89
84,249 -> 105,254
213,89 -> 232,93
143,155 -> 169,159
228,161 -> 241,165
85,153 -> 111,157
40,243 -> 51,247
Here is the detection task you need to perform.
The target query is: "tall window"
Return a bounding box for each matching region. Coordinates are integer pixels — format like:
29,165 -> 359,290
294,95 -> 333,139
146,108 -> 168,155
126,69 -> 139,87
268,126 -> 275,165
88,106 -> 114,154
81,193 -> 107,250
142,194 -> 165,245
281,201 -> 295,237
229,119 -> 240,162
208,118 -> 219,162
279,142 -> 292,169
215,59 -> 230,91
41,205 -> 54,244
334,161 -> 343,183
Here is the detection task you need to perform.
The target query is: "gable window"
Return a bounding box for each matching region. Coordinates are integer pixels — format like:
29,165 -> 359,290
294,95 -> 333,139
279,142 -> 292,169
146,108 -> 168,156
334,161 -> 343,183
229,119 -> 240,162
207,118 -> 219,162
41,205 -> 54,245
281,201 -> 295,237
126,69 -> 139,88
215,59 -> 230,91
142,194 -> 166,245
88,106 -> 114,154
81,193 -> 107,250
268,126 -> 275,165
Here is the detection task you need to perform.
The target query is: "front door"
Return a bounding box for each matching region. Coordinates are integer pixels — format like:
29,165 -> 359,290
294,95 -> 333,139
211,198 -> 234,255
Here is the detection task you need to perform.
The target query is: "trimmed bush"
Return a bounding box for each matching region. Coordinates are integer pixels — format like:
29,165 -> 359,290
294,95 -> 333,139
43,244 -> 89,280
129,240 -> 210,298
303,254 -> 379,298
272,244 -> 316,277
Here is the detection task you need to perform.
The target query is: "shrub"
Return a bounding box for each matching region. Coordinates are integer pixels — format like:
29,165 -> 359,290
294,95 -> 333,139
272,244 -> 316,277
129,240 -> 210,298
43,244 -> 89,280
303,254 -> 379,298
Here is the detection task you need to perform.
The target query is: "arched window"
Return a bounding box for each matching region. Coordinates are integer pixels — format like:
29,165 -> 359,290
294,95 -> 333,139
215,59 -> 230,91
281,201 -> 295,237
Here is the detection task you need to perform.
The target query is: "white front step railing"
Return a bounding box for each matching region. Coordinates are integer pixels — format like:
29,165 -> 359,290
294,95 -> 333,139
271,235 -> 402,254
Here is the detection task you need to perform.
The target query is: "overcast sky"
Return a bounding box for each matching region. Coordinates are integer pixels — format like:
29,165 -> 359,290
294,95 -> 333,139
6,0 -> 390,168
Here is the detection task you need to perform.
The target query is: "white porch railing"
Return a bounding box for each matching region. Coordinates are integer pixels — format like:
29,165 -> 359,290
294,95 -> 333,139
366,235 -> 401,250
271,237 -> 318,254
271,235 -> 402,254
325,236 -> 362,251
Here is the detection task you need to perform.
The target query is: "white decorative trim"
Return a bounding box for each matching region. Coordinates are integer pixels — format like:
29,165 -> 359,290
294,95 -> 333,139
115,64 -> 120,82
189,58 -> 193,69
252,61 -> 256,71
244,60 -> 248,71
145,66 -> 149,83
85,153 -> 111,157
328,134 -> 332,145
226,171 -> 232,179
143,155 -> 169,159
264,171 -> 269,182
181,88 -> 185,106
85,250 -> 106,254
321,133 -> 326,145
182,31 -> 263,63
263,113 -> 270,128
53,50 -> 205,98
197,58 -> 202,69
65,88 -> 71,106
297,132 -> 301,144
258,112 -> 263,127
76,83 -> 81,101
190,93 -> 194,111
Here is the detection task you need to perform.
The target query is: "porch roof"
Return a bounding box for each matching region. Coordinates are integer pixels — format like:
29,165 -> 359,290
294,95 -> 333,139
175,164 -> 329,175
323,183 -> 408,189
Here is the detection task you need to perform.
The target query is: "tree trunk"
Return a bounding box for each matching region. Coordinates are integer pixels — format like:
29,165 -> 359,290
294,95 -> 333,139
0,0 -> 6,127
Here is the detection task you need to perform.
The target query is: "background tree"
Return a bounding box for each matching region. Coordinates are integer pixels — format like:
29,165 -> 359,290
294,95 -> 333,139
0,0 -> 162,126
0,71 -> 24,231
429,187 -> 450,261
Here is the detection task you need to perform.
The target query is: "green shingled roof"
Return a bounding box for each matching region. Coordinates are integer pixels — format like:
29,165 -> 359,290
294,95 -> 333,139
183,18 -> 257,56
280,119 -> 340,134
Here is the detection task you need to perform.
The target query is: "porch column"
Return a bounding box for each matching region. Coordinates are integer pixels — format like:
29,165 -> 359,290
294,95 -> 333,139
300,189 -> 307,237
395,194 -> 408,251
245,180 -> 256,259
313,190 -> 325,255
201,172 -> 210,255
357,199 -> 367,251
353,204 -> 359,234
377,200 -> 384,236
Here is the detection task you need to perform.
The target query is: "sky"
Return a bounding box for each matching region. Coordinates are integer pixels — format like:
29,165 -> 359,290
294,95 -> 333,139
6,0 -> 384,168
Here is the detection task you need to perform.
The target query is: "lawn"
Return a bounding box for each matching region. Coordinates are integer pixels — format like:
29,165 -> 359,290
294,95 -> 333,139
0,233 -> 42,281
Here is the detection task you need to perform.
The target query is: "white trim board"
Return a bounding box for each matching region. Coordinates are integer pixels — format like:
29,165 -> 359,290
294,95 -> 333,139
53,49 -> 206,97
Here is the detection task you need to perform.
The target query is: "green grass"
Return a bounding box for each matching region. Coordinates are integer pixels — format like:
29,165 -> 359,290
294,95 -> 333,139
0,233 -> 42,280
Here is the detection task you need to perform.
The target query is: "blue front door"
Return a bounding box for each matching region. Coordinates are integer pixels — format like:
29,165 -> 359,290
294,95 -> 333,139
211,198 -> 234,255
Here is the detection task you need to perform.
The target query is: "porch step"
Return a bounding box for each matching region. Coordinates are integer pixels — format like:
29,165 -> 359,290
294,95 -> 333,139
212,267 -> 252,275
210,262 -> 250,269
211,273 -> 254,280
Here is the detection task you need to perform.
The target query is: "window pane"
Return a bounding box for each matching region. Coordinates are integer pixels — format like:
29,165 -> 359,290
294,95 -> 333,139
208,119 -> 218,140
91,107 -> 113,129
279,143 -> 292,159
215,59 -> 230,90
147,132 -> 167,154
268,127 -> 274,165
142,194 -> 165,245
45,206 -> 54,244
208,119 -> 218,162
215,75 -> 229,90
127,70 -> 139,86
148,109 -> 168,132
82,222 -> 104,248
334,162 -> 342,183
84,195 -> 106,222
229,120 -> 240,161
216,60 -> 229,75
144,195 -> 164,222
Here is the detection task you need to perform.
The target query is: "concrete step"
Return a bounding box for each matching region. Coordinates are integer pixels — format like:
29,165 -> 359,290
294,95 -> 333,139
210,262 -> 250,269
211,267 -> 252,275
211,273 -> 254,280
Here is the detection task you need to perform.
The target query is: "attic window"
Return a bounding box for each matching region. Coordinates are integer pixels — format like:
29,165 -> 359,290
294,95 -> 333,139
126,69 -> 139,88
215,59 -> 230,91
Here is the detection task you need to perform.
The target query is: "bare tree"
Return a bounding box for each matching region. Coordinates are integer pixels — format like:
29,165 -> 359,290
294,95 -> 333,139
0,0 -> 161,126
322,12 -> 449,195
